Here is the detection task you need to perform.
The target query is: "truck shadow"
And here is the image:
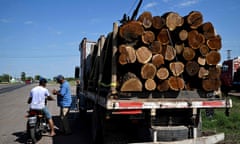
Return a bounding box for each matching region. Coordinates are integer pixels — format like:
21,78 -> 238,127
52,112 -> 91,144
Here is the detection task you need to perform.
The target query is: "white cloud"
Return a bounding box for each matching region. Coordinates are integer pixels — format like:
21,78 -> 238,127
144,2 -> 158,10
0,18 -> 10,23
24,20 -> 33,25
56,31 -> 62,35
179,0 -> 199,7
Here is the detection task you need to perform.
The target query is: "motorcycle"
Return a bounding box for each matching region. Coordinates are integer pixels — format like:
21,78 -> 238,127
26,109 -> 49,144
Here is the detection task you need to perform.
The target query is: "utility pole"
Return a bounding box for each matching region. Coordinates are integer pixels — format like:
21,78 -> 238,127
227,50 -> 232,60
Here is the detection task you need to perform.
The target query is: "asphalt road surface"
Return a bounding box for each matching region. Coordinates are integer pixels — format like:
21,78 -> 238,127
0,83 -> 91,144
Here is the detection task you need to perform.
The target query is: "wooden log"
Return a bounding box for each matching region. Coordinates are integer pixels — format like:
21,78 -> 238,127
201,22 -> 216,39
206,51 -> 221,65
179,29 -> 188,41
208,67 -> 221,79
175,43 -> 184,55
152,16 -> 165,29
141,63 -> 157,79
119,21 -> 144,42
145,79 -> 156,91
163,45 -> 176,61
165,12 -> 184,31
118,45 -> 136,65
136,46 -> 152,64
157,28 -> 170,45
168,76 -> 185,91
182,47 -> 195,61
197,57 -> 206,66
199,44 -> 209,56
156,67 -> 169,80
188,30 -> 205,49
185,61 -> 200,76
152,54 -> 164,68
120,77 -> 142,92
186,11 -> 203,29
157,80 -> 169,92
202,79 -> 221,91
198,67 -> 209,79
142,31 -> 155,45
119,53 -> 128,65
169,62 -> 184,76
151,41 -> 162,54
137,11 -> 153,29
206,35 -> 222,50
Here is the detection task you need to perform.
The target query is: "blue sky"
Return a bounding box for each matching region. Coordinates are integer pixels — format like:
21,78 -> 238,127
1,0 -> 240,79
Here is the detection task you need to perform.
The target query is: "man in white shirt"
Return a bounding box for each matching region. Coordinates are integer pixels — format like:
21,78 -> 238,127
28,78 -> 56,136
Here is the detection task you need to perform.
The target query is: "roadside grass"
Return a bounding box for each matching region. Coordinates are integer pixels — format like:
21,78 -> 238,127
202,96 -> 240,143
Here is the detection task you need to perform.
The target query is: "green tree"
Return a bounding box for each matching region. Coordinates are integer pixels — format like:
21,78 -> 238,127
21,72 -> 26,81
34,75 -> 41,81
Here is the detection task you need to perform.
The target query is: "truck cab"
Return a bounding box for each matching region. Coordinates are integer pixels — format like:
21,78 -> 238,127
221,57 -> 240,93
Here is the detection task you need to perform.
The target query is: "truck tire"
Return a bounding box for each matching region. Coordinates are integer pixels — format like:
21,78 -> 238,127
91,104 -> 104,144
152,126 -> 188,141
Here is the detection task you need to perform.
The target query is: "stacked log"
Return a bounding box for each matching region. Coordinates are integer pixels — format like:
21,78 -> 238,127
118,10 -> 221,92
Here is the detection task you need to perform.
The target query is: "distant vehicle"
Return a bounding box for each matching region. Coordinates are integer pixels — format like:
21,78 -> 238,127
221,57 -> 240,93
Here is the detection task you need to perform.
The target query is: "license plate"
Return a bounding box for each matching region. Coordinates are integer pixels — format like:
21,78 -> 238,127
28,116 -> 37,126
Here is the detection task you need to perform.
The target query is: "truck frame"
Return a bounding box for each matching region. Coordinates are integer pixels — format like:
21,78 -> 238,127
77,22 -> 232,144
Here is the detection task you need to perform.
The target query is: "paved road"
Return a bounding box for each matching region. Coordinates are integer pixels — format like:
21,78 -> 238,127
0,83 -> 91,144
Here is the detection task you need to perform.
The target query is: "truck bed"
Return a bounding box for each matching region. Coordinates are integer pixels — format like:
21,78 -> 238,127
83,90 -> 232,110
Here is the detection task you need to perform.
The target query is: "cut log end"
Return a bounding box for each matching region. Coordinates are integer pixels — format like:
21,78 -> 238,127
168,76 -> 185,91
120,78 -> 143,92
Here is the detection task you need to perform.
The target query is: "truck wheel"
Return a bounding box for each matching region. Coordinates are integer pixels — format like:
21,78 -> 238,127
91,105 -> 104,144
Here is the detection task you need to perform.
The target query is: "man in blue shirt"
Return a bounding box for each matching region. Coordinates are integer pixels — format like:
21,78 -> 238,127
53,75 -> 72,135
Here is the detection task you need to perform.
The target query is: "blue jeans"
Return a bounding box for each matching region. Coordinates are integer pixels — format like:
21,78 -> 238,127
42,107 -> 52,119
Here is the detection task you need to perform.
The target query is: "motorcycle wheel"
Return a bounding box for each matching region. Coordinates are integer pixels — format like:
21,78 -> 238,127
29,121 -> 42,143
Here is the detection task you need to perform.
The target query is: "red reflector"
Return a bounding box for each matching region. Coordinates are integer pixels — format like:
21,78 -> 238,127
112,110 -> 142,115
118,102 -> 143,108
202,101 -> 224,107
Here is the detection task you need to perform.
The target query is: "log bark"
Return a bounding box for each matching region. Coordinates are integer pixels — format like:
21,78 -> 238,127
207,35 -> 222,50
152,16 -> 165,29
141,63 -> 157,79
206,51 -> 221,65
156,67 -> 169,80
163,45 -> 176,61
152,54 -> 164,68
169,62 -> 184,76
165,12 -> 184,31
182,47 -> 195,61
157,80 -> 169,92
137,11 -> 153,29
145,79 -> 156,91
136,46 -> 152,64
186,11 -> 203,29
151,41 -> 162,54
168,76 -> 185,91
119,21 -> 144,42
142,31 -> 155,45
157,28 -> 170,45
185,61 -> 200,76
120,77 -> 143,92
